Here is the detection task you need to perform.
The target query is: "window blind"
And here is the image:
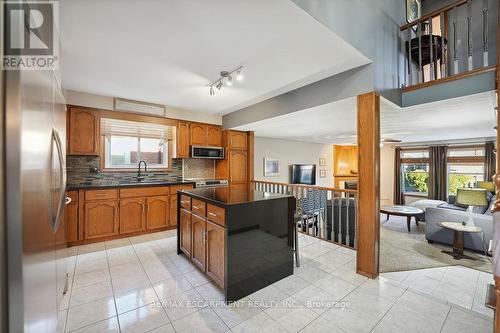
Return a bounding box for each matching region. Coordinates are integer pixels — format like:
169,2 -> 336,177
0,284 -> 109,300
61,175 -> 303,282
100,118 -> 174,140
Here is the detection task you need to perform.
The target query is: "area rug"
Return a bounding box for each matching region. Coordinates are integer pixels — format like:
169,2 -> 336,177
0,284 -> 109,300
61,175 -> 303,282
379,215 -> 492,273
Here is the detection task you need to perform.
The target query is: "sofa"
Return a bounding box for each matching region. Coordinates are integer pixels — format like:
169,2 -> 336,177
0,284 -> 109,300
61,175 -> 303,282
425,194 -> 494,252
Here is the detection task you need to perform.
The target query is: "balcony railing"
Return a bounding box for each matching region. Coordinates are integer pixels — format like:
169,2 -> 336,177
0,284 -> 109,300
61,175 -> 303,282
251,180 -> 358,249
401,0 -> 498,89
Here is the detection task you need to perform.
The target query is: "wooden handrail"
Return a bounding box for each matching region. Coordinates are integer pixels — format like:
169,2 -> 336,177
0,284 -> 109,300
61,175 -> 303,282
400,0 -> 468,31
251,180 -> 358,194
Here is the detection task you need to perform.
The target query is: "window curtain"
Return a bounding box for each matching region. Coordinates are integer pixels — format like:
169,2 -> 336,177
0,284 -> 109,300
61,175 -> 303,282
429,146 -> 448,201
485,141 -> 496,181
393,147 -> 404,204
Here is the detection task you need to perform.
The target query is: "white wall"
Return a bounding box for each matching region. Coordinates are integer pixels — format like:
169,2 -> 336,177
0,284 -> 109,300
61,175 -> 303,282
254,137 -> 333,187
380,144 -> 395,206
64,89 -> 222,125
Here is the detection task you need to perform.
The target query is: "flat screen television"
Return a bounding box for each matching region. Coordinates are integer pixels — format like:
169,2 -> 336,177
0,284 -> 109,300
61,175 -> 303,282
291,164 -> 316,185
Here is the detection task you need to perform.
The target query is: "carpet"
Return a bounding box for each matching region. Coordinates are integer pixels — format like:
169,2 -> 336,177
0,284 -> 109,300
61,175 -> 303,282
380,214 -> 492,273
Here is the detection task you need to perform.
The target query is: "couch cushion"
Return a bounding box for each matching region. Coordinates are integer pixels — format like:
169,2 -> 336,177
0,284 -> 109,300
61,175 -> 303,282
438,203 -> 467,212
484,195 -> 496,216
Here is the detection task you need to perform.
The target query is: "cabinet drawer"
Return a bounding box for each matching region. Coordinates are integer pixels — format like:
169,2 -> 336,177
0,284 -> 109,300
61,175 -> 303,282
120,186 -> 169,198
85,189 -> 118,201
207,204 -> 225,227
170,184 -> 194,195
180,195 -> 191,209
191,199 -> 206,217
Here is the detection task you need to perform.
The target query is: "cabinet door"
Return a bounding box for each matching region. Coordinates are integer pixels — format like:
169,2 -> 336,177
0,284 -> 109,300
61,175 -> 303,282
206,221 -> 225,288
207,125 -> 222,147
146,195 -> 169,230
229,150 -> 247,184
190,123 -> 207,146
177,122 -> 190,158
84,200 -> 118,239
120,198 -> 146,234
169,195 -> 178,227
228,131 -> 247,150
179,208 -> 191,257
66,191 -> 79,242
191,214 -> 206,271
68,108 -> 99,155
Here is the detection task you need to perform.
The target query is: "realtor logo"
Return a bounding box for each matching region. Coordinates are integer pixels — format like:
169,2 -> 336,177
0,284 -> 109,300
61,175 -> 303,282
3,1 -> 59,70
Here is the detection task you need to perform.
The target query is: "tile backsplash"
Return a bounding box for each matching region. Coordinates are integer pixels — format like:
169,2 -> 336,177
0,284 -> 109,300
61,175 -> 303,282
66,155 -> 217,186
66,156 -> 183,186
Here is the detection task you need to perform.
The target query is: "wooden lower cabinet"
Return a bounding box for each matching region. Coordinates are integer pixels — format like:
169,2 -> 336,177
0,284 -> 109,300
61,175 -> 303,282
146,195 -> 169,230
120,198 -> 146,234
169,195 -> 178,227
179,195 -> 226,289
206,221 -> 225,288
179,208 -> 192,257
84,200 -> 119,239
191,214 -> 206,270
65,191 -> 79,243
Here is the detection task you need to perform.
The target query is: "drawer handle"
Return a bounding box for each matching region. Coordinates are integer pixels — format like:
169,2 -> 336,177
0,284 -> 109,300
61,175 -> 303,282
208,212 -> 217,217
193,205 -> 200,210
180,200 -> 189,204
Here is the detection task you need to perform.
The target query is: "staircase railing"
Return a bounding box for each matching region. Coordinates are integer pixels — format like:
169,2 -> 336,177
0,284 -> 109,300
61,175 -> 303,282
251,180 -> 357,249
401,0 -> 498,89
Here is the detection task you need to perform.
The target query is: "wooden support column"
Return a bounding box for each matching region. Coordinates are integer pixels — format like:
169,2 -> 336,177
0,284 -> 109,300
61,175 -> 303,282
356,92 -> 380,278
247,131 -> 255,184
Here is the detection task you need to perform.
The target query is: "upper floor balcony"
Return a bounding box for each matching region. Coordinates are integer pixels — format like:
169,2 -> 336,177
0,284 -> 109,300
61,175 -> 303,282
401,0 -> 498,91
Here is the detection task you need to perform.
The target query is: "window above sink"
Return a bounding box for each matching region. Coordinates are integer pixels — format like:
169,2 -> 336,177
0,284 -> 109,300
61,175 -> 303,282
101,118 -> 175,170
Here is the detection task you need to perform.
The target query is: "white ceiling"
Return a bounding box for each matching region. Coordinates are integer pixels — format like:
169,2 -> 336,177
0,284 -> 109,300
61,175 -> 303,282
234,91 -> 498,144
59,0 -> 370,115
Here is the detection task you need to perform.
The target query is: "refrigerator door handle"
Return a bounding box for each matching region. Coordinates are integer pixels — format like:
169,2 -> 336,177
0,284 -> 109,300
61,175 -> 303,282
52,128 -> 66,233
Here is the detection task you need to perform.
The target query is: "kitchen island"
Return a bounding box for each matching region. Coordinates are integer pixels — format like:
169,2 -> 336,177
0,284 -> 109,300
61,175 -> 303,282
177,187 -> 295,303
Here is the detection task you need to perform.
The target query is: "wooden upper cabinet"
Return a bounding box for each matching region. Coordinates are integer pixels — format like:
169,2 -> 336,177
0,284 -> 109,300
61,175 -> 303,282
84,200 -> 118,239
179,208 -> 192,257
228,131 -> 247,150
177,121 -> 190,158
146,195 -> 169,230
191,214 -> 206,271
229,150 -> 247,184
120,197 -> 146,234
68,108 -> 99,155
206,221 -> 225,288
190,123 -> 207,146
207,125 -> 222,147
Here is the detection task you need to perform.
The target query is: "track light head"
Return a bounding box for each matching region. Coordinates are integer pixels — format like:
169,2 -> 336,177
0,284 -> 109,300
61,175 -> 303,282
236,68 -> 243,81
226,76 -> 233,86
216,81 -> 223,90
209,86 -> 215,96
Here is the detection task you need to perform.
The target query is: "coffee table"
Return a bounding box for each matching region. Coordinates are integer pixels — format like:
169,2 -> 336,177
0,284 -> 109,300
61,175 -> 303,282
439,222 -> 482,260
380,205 -> 424,232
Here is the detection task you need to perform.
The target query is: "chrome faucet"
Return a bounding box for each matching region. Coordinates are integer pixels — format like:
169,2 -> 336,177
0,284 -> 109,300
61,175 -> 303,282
137,160 -> 147,179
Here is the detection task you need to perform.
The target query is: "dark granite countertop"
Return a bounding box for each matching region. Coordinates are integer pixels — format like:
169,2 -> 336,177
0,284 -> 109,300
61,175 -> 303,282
179,187 -> 293,206
67,179 -> 195,191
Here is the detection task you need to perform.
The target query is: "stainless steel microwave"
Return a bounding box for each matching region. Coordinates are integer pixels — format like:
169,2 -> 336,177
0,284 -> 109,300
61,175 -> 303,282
190,146 -> 225,159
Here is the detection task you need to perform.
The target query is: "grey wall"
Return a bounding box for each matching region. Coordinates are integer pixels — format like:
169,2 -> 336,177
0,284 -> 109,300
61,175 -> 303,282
291,0 -> 405,104
223,65 -> 373,128
223,0 -> 405,129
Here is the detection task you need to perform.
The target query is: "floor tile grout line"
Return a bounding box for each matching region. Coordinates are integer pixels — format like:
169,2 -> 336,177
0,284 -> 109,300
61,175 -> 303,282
105,237 -> 122,333
367,284 -> 410,332
438,307 -> 452,333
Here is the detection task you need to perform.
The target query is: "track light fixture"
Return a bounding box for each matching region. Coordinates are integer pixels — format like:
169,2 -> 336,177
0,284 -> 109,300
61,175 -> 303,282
208,65 -> 243,96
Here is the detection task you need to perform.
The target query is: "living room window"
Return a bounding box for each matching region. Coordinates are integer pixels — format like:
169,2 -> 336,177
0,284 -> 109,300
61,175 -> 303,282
400,149 -> 430,196
446,146 -> 486,195
101,118 -> 173,170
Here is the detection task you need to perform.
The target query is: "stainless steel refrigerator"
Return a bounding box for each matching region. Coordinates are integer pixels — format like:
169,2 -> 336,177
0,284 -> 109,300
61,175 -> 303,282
4,52 -> 68,332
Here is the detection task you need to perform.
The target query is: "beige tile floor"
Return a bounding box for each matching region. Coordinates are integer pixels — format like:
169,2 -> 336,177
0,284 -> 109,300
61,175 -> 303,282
57,230 -> 494,333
